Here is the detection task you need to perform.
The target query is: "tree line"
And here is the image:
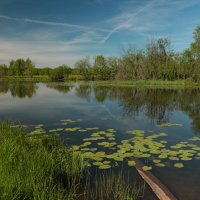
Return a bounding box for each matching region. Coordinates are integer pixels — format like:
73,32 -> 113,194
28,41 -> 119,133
1,26 -> 200,82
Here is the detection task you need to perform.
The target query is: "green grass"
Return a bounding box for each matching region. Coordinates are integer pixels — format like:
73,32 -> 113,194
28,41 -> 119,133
0,121 -> 86,200
0,121 -> 144,200
89,79 -> 200,88
0,76 -> 50,82
84,171 -> 144,200
1,77 -> 200,88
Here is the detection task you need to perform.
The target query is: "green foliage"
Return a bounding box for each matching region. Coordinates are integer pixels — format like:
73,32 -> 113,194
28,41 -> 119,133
8,58 -> 35,77
0,121 -> 143,200
50,65 -> 71,81
2,25 -> 200,82
0,121 -> 86,200
190,26 -> 200,60
84,172 -> 143,200
0,64 -> 8,77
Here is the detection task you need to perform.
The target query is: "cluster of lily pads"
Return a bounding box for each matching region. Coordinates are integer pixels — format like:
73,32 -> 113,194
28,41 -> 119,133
25,118 -> 200,171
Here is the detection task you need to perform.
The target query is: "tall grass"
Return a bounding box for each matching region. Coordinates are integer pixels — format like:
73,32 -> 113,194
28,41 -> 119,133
83,171 -> 145,200
0,121 -> 144,200
0,121 -> 86,200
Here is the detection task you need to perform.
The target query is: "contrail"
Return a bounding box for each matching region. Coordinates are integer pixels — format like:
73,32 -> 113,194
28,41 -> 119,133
0,15 -> 109,33
101,0 -> 158,43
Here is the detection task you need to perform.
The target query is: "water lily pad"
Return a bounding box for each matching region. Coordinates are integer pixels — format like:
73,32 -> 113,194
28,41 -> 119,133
158,154 -> 168,159
128,160 -> 136,167
78,129 -> 87,132
153,159 -> 161,164
103,160 -> 111,165
99,164 -> 111,169
65,127 -> 80,132
155,163 -> 165,167
142,166 -> 152,171
93,162 -> 103,166
128,130 -> 145,135
86,127 -> 99,130
169,157 -> 179,161
181,157 -> 192,161
174,163 -> 184,168
189,137 -> 200,141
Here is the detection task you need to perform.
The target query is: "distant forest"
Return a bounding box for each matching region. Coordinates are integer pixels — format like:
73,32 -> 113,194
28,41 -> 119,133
1,26 -> 200,82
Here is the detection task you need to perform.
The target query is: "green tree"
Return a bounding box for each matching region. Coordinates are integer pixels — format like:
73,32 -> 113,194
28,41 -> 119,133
146,38 -> 171,79
0,64 -> 8,77
74,57 -> 91,80
24,58 -> 35,77
190,26 -> 200,60
50,65 -> 71,81
94,55 -> 111,80
8,59 -> 26,76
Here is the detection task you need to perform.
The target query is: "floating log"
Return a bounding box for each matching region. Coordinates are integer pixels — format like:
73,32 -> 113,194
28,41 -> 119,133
134,158 -> 177,200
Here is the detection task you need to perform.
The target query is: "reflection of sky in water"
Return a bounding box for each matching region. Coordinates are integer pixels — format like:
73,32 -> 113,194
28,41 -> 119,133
0,82 -> 200,199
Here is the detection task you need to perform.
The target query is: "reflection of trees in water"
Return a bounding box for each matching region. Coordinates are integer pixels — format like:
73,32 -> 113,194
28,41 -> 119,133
0,81 -> 37,98
104,87 -> 174,123
76,85 -> 200,133
176,89 -> 200,133
46,83 -> 73,94
109,87 -> 200,133
9,82 -> 37,98
93,86 -> 110,103
75,84 -> 92,101
0,81 -> 9,94
2,81 -> 200,133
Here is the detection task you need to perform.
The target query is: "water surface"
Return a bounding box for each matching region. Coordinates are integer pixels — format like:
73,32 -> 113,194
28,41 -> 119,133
1,81 -> 200,200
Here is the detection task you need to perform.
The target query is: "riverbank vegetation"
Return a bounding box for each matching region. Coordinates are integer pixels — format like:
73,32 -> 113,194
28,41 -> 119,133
0,121 -> 86,200
0,121 -> 143,200
1,26 -> 200,83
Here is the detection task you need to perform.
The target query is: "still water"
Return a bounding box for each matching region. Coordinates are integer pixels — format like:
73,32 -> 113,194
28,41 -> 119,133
1,81 -> 200,200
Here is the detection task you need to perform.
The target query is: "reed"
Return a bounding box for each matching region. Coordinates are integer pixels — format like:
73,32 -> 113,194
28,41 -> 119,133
0,121 -> 86,200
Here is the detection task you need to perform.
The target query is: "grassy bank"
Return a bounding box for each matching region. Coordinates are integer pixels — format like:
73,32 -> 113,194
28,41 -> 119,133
0,75 -> 50,82
1,76 -> 200,88
0,122 -> 143,200
0,121 -> 86,200
90,80 -> 200,88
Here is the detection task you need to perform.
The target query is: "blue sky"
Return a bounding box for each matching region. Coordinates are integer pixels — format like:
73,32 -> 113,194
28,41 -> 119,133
0,0 -> 200,67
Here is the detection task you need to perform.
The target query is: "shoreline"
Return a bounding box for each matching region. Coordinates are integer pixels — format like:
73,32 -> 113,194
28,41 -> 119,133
1,77 -> 200,88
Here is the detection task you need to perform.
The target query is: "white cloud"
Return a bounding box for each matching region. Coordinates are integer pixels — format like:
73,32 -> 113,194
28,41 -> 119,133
0,16 -> 111,66
101,0 -> 200,43
0,39 -> 87,67
0,15 -> 109,32
101,0 -> 157,43
1,0 -> 200,66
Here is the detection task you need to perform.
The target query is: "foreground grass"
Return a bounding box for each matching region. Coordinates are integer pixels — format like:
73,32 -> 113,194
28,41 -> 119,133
0,121 -> 86,200
0,122 -> 144,200
84,172 -> 144,200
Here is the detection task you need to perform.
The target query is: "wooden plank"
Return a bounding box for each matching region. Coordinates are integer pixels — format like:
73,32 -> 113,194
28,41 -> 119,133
134,158 -> 177,200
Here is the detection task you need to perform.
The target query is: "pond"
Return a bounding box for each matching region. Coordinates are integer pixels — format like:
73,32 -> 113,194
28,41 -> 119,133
1,81 -> 200,200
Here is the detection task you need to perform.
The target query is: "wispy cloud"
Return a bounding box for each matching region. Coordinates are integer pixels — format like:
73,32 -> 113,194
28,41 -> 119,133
101,0 -> 157,43
1,0 -> 200,66
0,15 -> 109,32
0,38 -> 89,67
0,15 -> 110,66
101,0 -> 200,43
0,14 -> 111,46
